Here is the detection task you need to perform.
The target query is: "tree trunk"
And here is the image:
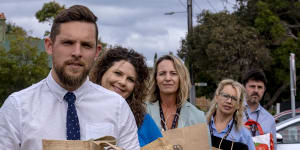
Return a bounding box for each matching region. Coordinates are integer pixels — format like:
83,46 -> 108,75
264,76 -> 300,110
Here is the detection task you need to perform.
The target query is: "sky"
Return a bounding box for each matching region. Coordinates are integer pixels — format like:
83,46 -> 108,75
1,0 -> 236,66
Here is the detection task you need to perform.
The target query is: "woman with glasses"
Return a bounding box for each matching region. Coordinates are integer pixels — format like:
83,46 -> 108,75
206,79 -> 255,150
90,47 -> 162,147
146,55 -> 207,131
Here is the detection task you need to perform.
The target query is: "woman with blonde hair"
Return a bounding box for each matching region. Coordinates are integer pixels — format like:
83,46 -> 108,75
206,79 -> 255,150
146,55 -> 207,131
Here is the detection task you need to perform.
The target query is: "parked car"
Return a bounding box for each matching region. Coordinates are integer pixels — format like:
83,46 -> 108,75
276,115 -> 300,149
274,108 -> 300,123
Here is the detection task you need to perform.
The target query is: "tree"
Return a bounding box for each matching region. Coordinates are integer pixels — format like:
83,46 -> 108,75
35,1 -> 65,36
178,0 -> 300,110
178,11 -> 272,97
235,0 -> 300,109
153,52 -> 158,65
0,23 -> 50,106
35,1 -> 65,24
35,2 -> 109,47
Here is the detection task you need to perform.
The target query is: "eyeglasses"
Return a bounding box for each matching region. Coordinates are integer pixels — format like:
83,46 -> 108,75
219,92 -> 239,102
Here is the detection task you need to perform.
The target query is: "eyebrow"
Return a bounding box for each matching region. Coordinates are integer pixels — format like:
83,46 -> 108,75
60,36 -> 95,45
115,68 -> 136,80
81,41 -> 94,46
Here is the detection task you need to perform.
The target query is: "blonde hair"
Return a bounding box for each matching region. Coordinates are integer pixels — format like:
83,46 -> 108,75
206,79 -> 246,129
147,55 -> 191,107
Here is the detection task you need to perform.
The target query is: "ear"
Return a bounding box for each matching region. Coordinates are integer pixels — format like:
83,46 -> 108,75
263,86 -> 266,93
94,44 -> 102,61
44,37 -> 53,56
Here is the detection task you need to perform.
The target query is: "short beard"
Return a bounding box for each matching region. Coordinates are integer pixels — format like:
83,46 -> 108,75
54,62 -> 90,89
247,96 -> 260,106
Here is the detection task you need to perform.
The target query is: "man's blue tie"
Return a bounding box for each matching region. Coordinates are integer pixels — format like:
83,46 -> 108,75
64,92 -> 80,140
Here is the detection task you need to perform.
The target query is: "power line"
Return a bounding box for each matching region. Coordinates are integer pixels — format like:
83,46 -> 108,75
206,0 -> 217,12
221,0 -> 226,9
225,0 -> 236,5
194,0 -> 202,11
220,0 -> 236,10
177,0 -> 186,9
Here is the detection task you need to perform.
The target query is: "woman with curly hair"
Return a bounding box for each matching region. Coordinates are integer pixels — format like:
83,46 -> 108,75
90,46 -> 162,147
206,79 -> 255,150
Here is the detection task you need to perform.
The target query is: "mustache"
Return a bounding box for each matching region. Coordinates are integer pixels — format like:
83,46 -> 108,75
65,59 -> 84,66
251,92 -> 259,97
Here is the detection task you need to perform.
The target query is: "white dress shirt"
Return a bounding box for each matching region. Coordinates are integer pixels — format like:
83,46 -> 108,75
0,72 -> 140,150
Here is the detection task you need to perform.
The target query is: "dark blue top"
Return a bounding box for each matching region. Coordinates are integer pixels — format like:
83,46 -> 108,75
138,113 -> 162,147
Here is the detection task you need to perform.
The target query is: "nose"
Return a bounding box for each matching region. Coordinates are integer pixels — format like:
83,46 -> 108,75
165,73 -> 171,81
224,97 -> 233,103
118,76 -> 126,86
72,43 -> 82,58
253,86 -> 259,92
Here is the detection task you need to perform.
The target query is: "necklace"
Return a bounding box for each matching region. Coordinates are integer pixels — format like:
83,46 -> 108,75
159,101 -> 181,131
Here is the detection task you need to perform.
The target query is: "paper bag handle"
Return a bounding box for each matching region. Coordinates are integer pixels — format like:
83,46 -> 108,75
92,141 -> 123,150
101,141 -> 123,150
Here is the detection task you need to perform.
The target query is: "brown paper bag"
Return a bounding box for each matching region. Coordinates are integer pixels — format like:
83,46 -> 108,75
43,136 -> 123,150
162,123 -> 210,150
141,137 -> 173,150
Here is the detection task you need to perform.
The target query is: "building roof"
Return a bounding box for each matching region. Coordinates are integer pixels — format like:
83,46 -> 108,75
0,13 -> 6,19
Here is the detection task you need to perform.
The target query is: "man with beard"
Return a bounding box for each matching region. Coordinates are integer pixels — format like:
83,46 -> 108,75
0,5 -> 139,150
242,69 -> 277,150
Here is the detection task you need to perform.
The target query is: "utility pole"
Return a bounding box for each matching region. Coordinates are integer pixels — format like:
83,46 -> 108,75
187,0 -> 196,105
187,0 -> 193,34
0,13 -> 6,42
164,1 -> 195,104
290,53 -> 296,118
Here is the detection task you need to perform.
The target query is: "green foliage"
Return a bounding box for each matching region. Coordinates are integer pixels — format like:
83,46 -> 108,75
0,24 -> 50,106
35,1 -> 65,37
272,37 -> 300,83
254,1 -> 285,40
179,0 -> 300,107
178,11 -> 272,97
6,23 -> 26,36
269,0 -> 289,13
233,0 -> 300,107
35,1 -> 65,23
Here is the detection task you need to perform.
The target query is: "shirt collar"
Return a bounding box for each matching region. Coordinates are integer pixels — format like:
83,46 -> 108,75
46,70 -> 90,103
245,102 -> 261,113
210,115 -> 234,133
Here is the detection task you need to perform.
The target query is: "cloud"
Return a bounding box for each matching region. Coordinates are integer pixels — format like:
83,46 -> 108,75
1,0 -> 237,67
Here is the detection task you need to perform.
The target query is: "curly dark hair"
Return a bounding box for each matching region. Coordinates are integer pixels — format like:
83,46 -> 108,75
90,46 -> 149,127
